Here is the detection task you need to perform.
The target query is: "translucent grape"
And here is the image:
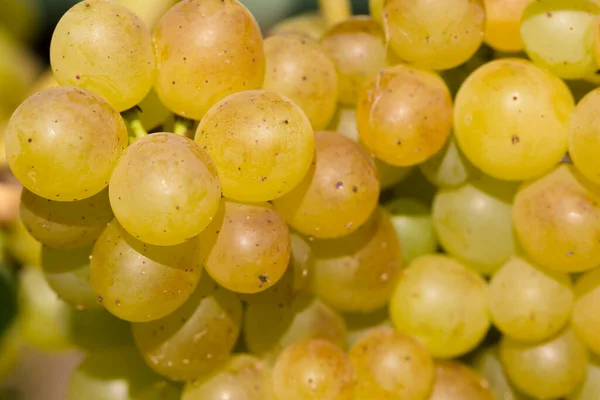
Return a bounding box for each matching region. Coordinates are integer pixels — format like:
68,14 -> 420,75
568,356 -> 600,400
344,308 -> 391,347
569,87 -> 600,185
454,59 -> 574,181
195,90 -> 314,202
90,219 -> 202,322
350,326 -> 435,400
430,360 -> 495,400
153,0 -> 265,120
50,0 -> 156,111
20,188 -> 113,249
382,0 -> 485,70
471,346 -> 529,400
330,106 -> 359,142
419,137 -> 480,189
483,0 -> 533,52
269,12 -> 327,41
513,164 -> 600,272
272,339 -> 355,400
109,133 -> 221,246
572,268 -> 600,355
115,0 -> 177,29
132,276 -> 242,381
389,254 -> 490,358
5,87 -> 127,201
369,0 -> 384,24
263,34 -> 338,130
356,64 -> 453,167
500,328 -> 589,399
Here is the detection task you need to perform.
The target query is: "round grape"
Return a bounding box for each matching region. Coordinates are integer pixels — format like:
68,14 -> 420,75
471,346 -> 528,400
483,0 -> 533,52
419,137 -> 480,189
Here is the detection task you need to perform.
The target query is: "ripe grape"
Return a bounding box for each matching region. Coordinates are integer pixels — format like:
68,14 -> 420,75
269,12 -> 327,41
568,356 -> 600,400
389,254 -> 490,358
572,268 -> 600,355
115,0 -> 177,29
454,59 -> 574,181
419,137 -> 480,189
153,0 -> 265,120
90,219 -> 202,322
356,64 -> 453,167
195,90 -> 314,202
569,87 -> 600,185
5,87 -> 127,201
344,308 -> 390,347
483,0 -> 533,52
430,360 -> 495,400
50,0 -> 156,111
109,133 -> 221,246
471,346 -> 528,400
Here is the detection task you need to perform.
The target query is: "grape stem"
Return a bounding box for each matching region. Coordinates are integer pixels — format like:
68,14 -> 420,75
121,107 -> 148,144
173,115 -> 194,138
319,0 -> 352,27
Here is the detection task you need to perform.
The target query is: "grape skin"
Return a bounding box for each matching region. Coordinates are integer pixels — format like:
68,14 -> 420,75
471,346 -> 528,400
429,360 -> 495,400
419,137 -> 480,189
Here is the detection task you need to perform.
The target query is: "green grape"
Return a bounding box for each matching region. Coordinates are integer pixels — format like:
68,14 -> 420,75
269,12 -> 327,41
263,34 -> 338,130
369,0 -> 384,24
153,0 -> 265,120
483,0 -> 533,52
430,360 -> 495,400
349,326 -> 435,400
513,164 -> 600,272
181,354 -> 274,400
520,0 -> 600,79
109,133 -> 221,246
500,328 -> 589,399
50,0 -> 156,112
131,276 -> 242,381
383,0 -> 486,70
471,346 -> 530,400
419,137 -> 480,188
572,268 -> 600,355
569,87 -> 600,185
568,356 -> 600,400
432,176 -> 518,275
454,59 -> 574,181
320,17 -> 387,105
356,64 -> 453,166
20,188 -> 113,249
385,198 -> 437,265
137,90 -> 172,132
68,347 -> 181,400
90,219 -> 202,322
115,0 -> 177,29
5,219 -> 41,266
389,254 -> 490,358
5,87 -> 127,202
272,339 -> 355,400
344,308 -> 391,347
273,130 -> 379,239
310,207 -> 403,313
490,257 -> 574,342
198,199 -> 290,294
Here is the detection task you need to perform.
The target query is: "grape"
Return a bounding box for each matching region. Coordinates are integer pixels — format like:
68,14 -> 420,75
181,354 -> 273,400
263,34 -> 338,130
483,0 -> 533,52
5,87 -> 127,202
273,130 -> 379,239
195,90 -> 314,202
330,106 -> 359,142
269,12 -> 327,41
244,294 -> 347,361
569,87 -> 600,185
489,257 -> 574,342
430,360 -> 495,400
572,268 -> 600,355
356,64 -> 453,167
389,254 -> 490,358
5,219 -> 41,267
513,164 -> 600,272
385,198 -> 437,265
419,137 -> 480,189
198,199 -> 290,294
568,356 -> 600,400
271,339 -> 355,400
90,219 -> 202,322
344,308 -> 391,347
471,346 -> 530,400
109,133 -> 221,246
20,188 -> 113,249
50,0 -> 156,111
320,17 -> 387,106
382,0 -> 485,70
369,0 -> 384,24
310,207 -> 402,313
115,0 -> 177,29
500,328 -> 589,399
454,59 -> 574,181
153,0 -> 265,120
432,176 -> 518,275
349,326 -> 435,400
520,0 -> 600,79
131,276 -> 242,381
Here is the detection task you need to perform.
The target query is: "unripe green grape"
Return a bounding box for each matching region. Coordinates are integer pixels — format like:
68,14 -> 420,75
471,346 -> 530,400
419,137 -> 480,189
430,360 -> 495,400
568,356 -> 600,400
572,268 -> 600,355
569,87 -> 600,185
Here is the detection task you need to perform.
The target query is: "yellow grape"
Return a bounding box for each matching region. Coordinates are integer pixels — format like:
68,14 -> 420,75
320,17 -> 387,105
483,0 -> 533,52
310,207 -> 403,313
50,0 -> 156,111
272,339 -> 354,400
350,326 -> 435,400
269,12 -> 327,41
263,34 -> 338,130
419,137 -> 480,188
273,130 -> 379,239
344,308 -> 391,347
90,219 -> 202,322
195,90 -> 314,202
513,164 -> 600,272
109,133 -> 221,246
471,346 -> 529,400
454,59 -> 574,181
153,0 -> 265,120
20,188 -> 113,249
369,0 -> 384,24
5,219 -> 41,267
330,106 -> 359,142
568,356 -> 600,400
131,276 -> 242,381
383,0 -> 486,70
389,254 -> 490,358
5,87 -> 127,201
500,328 -> 589,399
569,87 -> 600,185
115,0 -> 177,29
572,268 -> 600,355
198,199 -> 290,294
430,360 -> 495,400
356,64 -> 453,167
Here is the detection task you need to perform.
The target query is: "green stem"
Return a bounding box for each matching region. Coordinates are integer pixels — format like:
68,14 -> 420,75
173,115 -> 194,138
121,107 -> 148,144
